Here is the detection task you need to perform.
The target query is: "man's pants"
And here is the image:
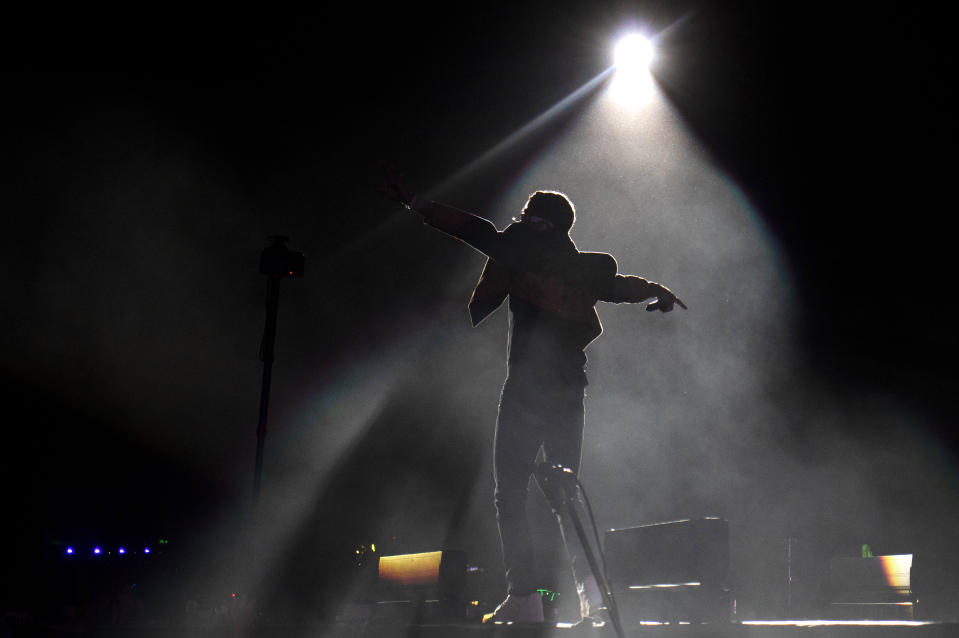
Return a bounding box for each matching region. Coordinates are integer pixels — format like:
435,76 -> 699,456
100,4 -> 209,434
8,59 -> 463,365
493,375 -> 588,595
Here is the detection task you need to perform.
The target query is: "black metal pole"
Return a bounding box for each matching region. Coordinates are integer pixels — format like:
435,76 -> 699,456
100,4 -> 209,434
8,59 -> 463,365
562,495 -> 627,638
253,275 -> 281,508
536,463 -> 627,638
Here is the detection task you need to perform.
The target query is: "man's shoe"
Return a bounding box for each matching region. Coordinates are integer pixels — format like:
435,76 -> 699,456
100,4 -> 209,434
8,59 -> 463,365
580,607 -> 611,628
482,592 -> 545,624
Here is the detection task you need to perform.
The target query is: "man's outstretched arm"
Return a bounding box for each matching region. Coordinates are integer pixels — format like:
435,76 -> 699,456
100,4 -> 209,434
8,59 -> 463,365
414,198 -> 504,258
602,274 -> 687,312
381,165 -> 507,261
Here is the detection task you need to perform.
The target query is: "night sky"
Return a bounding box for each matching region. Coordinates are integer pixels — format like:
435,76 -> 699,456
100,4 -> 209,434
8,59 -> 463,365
3,1 -> 956,618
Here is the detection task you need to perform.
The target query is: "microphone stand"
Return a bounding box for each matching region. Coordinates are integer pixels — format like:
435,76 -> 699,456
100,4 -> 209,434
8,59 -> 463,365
253,274 -> 280,508
252,235 -> 305,511
235,236 -> 304,611
536,463 -> 627,638
245,236 -> 304,588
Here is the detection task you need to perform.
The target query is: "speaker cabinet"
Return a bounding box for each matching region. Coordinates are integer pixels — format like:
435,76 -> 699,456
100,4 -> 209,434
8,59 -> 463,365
604,517 -> 731,623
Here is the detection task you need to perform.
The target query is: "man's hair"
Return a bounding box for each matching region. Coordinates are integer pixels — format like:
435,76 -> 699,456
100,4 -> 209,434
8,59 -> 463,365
522,190 -> 576,232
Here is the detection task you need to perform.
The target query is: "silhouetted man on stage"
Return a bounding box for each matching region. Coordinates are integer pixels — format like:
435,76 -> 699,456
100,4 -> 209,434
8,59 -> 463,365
383,169 -> 685,625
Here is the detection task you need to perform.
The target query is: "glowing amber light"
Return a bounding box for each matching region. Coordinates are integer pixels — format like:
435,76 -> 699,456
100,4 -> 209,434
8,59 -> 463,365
878,554 -> 912,592
378,551 -> 443,586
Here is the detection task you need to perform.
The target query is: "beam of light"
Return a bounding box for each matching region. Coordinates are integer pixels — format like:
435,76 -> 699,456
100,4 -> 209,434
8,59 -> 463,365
438,69 -> 613,204
326,67 -> 614,267
236,357 -> 419,607
492,26 -> 799,567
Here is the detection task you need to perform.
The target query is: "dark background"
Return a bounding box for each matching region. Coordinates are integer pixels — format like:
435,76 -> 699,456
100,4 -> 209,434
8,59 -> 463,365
2,0 -> 956,623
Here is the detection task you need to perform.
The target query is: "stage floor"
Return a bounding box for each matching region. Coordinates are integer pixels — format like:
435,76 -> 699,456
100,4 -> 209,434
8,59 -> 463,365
81,619 -> 959,638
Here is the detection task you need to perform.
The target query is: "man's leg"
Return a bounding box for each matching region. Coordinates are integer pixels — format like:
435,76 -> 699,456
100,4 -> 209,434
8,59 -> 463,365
485,380 -> 550,623
493,380 -> 545,596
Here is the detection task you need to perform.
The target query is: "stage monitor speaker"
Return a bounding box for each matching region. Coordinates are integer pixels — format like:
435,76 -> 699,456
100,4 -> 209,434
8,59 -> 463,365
372,550 -> 467,621
827,554 -> 914,620
604,517 -> 730,623
379,551 -> 465,590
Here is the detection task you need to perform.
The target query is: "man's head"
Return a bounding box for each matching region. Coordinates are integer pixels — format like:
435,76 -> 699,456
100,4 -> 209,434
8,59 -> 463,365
517,190 -> 576,233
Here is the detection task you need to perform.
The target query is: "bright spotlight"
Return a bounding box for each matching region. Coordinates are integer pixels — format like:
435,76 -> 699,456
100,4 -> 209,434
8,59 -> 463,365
609,32 -> 657,106
614,33 -> 655,73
